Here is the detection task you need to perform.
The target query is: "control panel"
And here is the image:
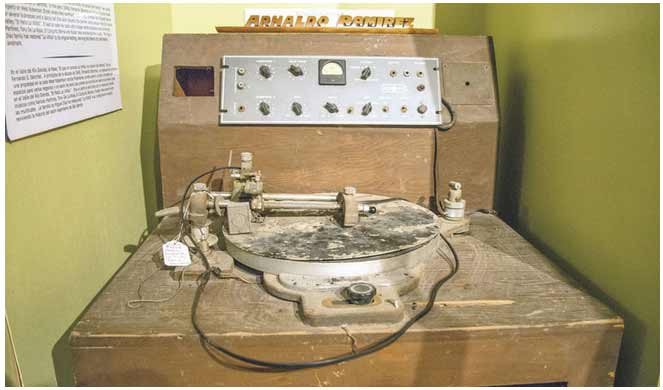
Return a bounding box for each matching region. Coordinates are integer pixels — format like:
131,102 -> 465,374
220,56 -> 442,126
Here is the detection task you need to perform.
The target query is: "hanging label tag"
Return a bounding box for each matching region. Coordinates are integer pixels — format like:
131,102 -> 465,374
162,240 -> 192,267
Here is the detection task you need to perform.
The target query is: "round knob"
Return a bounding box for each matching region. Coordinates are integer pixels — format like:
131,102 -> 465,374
259,65 -> 272,79
345,282 -> 376,305
324,102 -> 339,113
291,102 -> 303,116
288,64 -> 304,77
360,67 -> 372,80
258,102 -> 270,116
417,104 -> 428,114
361,102 -> 372,116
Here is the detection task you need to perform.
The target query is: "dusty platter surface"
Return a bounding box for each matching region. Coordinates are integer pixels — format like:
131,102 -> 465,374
223,199 -> 439,262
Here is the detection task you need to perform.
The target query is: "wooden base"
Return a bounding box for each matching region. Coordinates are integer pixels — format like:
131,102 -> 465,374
70,215 -> 623,386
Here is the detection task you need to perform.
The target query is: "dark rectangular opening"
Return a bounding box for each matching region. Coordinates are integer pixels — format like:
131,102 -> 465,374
174,66 -> 214,96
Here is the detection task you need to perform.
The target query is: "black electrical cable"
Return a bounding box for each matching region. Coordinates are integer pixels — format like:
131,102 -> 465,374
189,233 -> 460,371
437,95 -> 456,131
434,96 -> 457,213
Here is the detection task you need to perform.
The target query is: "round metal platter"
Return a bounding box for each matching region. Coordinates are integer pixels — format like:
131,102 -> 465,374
223,198 -> 439,276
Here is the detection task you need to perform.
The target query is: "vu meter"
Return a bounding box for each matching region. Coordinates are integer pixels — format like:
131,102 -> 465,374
318,59 -> 346,85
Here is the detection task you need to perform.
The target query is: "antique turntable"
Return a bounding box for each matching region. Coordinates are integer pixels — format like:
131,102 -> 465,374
156,151 -> 467,326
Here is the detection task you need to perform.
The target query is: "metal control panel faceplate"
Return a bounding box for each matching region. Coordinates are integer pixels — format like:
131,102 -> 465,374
220,56 -> 442,126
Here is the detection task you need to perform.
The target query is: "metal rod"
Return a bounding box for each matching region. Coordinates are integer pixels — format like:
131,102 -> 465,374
262,200 -> 341,210
263,193 -> 338,201
210,192 -> 338,202
209,192 -> 232,198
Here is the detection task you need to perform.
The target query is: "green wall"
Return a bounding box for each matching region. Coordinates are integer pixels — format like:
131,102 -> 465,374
437,3 -> 659,386
5,3 -> 659,387
5,4 -> 172,386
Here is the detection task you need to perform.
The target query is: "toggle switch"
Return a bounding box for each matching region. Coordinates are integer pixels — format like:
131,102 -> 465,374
259,65 -> 272,79
360,67 -> 372,80
288,64 -> 304,77
259,102 -> 270,116
361,102 -> 372,116
292,102 -> 303,116
324,102 -> 339,113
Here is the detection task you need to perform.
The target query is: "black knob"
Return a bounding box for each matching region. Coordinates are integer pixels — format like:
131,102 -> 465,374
361,102 -> 372,116
324,102 -> 339,113
259,65 -> 272,79
259,102 -> 270,116
288,64 -> 304,77
292,102 -> 303,116
360,67 -> 372,80
345,282 -> 377,305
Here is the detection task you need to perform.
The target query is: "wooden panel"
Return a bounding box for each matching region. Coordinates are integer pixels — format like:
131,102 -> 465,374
157,33 -> 499,209
70,214 -> 623,386
160,125 -> 435,206
72,326 -> 622,386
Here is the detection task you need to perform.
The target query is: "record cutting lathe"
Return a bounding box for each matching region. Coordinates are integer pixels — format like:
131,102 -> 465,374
155,151 -> 468,326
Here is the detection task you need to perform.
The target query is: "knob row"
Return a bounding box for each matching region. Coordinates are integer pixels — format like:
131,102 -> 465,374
252,65 -> 304,79
254,102 -> 428,116
243,65 -> 415,80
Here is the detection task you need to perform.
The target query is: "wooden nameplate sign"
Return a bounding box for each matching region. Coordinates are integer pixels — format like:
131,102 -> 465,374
216,13 -> 438,34
215,26 -> 438,34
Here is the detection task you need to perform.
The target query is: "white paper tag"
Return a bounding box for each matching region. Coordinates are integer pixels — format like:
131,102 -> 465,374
162,240 -> 192,267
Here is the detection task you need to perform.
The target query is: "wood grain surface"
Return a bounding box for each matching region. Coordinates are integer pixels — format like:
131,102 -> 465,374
71,214 -> 623,386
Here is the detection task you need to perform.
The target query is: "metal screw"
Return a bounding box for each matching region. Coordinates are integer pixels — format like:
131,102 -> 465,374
237,67 -> 246,76
237,81 -> 245,89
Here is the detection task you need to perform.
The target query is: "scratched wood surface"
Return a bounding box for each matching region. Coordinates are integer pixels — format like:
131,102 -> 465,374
158,34 -> 499,210
71,214 -> 623,386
